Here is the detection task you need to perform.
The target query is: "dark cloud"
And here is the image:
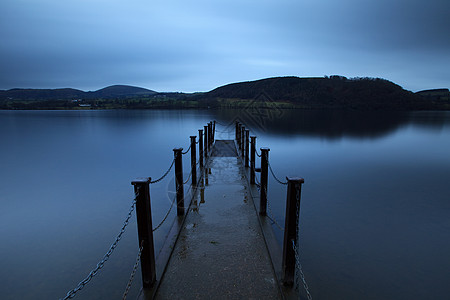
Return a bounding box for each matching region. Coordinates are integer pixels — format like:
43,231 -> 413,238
0,0 -> 448,92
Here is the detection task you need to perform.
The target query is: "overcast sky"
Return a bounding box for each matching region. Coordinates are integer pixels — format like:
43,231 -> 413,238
1,0 -> 449,92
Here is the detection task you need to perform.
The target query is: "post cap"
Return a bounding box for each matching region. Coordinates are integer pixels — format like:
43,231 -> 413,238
286,176 -> 304,184
260,147 -> 270,151
190,135 -> 196,139
131,177 -> 151,185
250,135 -> 256,138
173,147 -> 183,151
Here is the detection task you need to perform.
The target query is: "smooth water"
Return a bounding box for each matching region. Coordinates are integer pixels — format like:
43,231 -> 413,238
1,109 -> 449,299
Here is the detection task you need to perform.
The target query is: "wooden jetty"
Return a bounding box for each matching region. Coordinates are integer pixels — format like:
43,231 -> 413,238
133,121 -> 305,300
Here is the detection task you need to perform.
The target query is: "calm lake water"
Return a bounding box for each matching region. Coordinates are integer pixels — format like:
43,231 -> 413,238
1,109 -> 449,299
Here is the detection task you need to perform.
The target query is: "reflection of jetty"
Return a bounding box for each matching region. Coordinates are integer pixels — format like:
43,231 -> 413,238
134,121 -> 308,300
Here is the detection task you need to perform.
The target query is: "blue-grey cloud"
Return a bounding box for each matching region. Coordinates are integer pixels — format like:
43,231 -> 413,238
0,0 -> 449,92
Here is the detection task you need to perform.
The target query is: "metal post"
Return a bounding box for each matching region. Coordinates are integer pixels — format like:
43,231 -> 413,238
131,178 -> 156,289
250,136 -> 256,184
282,177 -> 305,286
173,148 -> 184,216
190,136 -> 197,186
212,120 -> 216,143
259,147 -> 270,215
245,129 -> 249,167
198,129 -> 204,169
204,125 -> 208,158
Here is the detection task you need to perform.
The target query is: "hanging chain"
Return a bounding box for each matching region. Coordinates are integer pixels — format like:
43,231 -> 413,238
183,171 -> 192,185
61,194 -> 138,300
150,158 -> 175,184
268,161 -> 288,185
255,148 -> 262,157
122,242 -> 144,300
182,144 -> 191,155
266,199 -> 284,231
292,183 -> 312,300
152,195 -> 176,232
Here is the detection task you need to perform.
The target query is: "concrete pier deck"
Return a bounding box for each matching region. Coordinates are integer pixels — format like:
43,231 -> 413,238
154,140 -> 282,299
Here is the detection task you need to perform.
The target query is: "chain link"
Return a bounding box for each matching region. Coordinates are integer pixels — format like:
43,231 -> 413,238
183,171 -> 192,185
150,158 -> 175,184
60,194 -> 138,300
182,145 -> 191,155
292,240 -> 312,300
268,161 -> 288,185
122,243 -> 143,300
266,199 -> 284,231
152,195 -> 176,232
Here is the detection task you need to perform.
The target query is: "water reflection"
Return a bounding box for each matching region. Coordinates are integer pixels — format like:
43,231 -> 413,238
212,109 -> 450,139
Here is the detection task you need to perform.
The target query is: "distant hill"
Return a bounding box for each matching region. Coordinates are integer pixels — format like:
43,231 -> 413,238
0,85 -> 157,101
0,88 -> 85,101
416,88 -> 450,101
1,77 -> 448,110
196,76 -> 446,110
87,85 -> 157,99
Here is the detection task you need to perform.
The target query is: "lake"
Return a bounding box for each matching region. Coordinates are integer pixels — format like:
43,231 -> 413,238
1,109 -> 449,299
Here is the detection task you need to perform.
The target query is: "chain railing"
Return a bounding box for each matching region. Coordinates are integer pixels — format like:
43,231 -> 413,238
292,240 -> 312,300
266,200 -> 284,231
152,196 -> 177,232
183,171 -> 192,185
61,122 -> 219,299
238,121 -> 312,300
150,158 -> 175,184
122,243 -> 143,300
181,144 -> 191,155
268,161 -> 288,185
60,195 -> 138,300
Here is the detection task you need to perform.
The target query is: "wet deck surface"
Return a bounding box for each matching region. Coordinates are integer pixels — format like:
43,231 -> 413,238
154,140 -> 281,299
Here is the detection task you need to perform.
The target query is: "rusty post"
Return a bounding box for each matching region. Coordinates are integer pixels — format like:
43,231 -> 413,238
245,129 -> 249,167
259,147 -> 270,215
190,136 -> 197,186
198,129 -> 204,169
173,148 -> 184,216
282,177 -> 305,286
131,177 -> 156,289
204,125 -> 208,158
250,136 -> 256,184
